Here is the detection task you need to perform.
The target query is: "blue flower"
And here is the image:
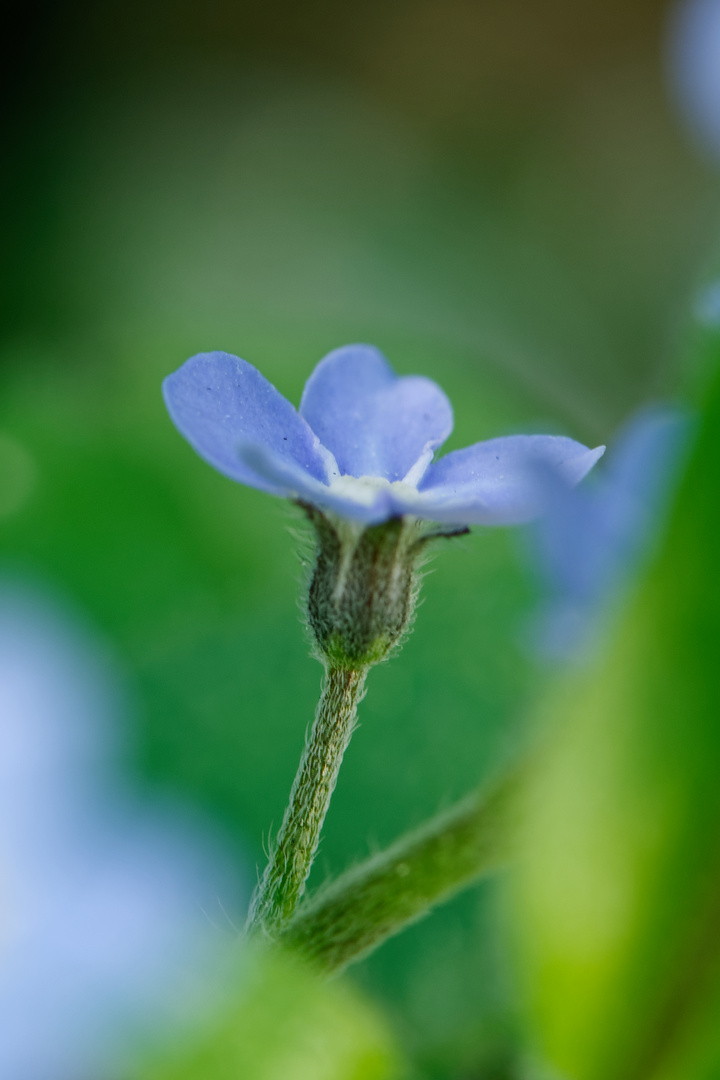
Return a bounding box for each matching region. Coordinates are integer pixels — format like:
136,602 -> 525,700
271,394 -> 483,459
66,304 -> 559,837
163,345 -> 604,526
527,404 -> 692,661
0,582 -> 241,1080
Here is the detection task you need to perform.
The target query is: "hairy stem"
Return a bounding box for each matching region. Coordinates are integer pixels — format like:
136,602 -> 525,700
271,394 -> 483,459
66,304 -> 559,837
247,665 -> 368,935
281,767 -> 523,973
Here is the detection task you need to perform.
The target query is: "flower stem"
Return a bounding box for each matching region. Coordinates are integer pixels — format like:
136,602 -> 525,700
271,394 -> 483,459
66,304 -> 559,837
247,665 -> 368,935
280,766 -> 524,973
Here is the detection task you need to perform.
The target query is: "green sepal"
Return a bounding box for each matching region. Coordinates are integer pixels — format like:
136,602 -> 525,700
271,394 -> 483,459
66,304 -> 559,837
303,507 -> 423,669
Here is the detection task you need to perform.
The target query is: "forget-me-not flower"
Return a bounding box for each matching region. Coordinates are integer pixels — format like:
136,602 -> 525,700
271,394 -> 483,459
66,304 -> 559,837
164,344 -> 604,934
163,345 -> 604,527
0,581 -> 242,1080
527,404 -> 692,661
668,0 -> 720,163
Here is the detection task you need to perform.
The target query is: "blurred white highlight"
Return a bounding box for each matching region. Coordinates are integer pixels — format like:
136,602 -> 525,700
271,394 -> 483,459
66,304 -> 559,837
0,580 -> 243,1079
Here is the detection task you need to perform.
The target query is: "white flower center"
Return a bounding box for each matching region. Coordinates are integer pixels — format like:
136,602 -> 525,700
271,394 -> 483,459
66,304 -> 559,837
327,473 -> 418,507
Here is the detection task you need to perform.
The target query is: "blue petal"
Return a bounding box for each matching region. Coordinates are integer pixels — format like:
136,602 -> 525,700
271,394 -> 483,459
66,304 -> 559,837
403,435 -> 605,525
529,405 -> 692,660
163,352 -> 331,495
300,344 -> 453,482
237,442 -> 395,524
539,408 -> 690,601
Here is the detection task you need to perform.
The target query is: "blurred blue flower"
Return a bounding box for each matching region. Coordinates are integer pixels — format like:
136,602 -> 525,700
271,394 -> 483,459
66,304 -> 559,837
0,583 -> 242,1080
695,278 -> 720,325
527,405 -> 691,662
164,346 -> 604,526
668,0 -> 720,162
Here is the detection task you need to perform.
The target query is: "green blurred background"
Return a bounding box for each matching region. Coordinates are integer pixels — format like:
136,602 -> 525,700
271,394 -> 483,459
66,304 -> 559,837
2,2 -> 719,1075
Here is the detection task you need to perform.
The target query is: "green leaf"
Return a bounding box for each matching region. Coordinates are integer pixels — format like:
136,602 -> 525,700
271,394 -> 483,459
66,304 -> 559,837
512,360 -> 720,1080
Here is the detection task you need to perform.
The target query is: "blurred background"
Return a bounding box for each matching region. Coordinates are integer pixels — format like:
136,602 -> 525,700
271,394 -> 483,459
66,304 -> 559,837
2,1 -> 720,1076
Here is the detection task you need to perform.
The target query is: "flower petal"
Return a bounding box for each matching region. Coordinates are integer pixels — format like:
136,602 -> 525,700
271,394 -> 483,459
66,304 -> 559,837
521,406 -> 692,662
534,407 -> 692,610
403,435 -> 606,525
238,443 -> 394,524
299,344 -> 453,482
163,352 -> 331,494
